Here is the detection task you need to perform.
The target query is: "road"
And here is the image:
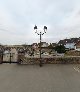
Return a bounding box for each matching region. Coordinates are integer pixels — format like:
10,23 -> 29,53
0,64 -> 80,92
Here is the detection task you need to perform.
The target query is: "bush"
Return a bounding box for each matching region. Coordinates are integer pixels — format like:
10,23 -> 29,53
55,45 -> 66,53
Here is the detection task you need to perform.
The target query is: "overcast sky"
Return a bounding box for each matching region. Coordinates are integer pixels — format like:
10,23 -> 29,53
0,0 -> 80,45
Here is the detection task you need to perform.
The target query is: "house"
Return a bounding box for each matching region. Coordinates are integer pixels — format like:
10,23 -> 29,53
42,42 -> 49,47
58,39 -> 75,50
50,43 -> 57,48
58,38 -> 80,50
64,43 -> 75,50
75,41 -> 80,51
38,42 -> 49,47
32,43 -> 38,49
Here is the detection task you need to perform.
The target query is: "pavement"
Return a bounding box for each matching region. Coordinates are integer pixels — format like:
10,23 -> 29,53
0,64 -> 80,92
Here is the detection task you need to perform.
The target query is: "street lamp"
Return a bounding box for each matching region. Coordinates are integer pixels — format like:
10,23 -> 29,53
34,25 -> 47,67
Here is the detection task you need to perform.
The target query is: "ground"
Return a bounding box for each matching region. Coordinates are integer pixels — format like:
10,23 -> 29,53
0,64 -> 80,92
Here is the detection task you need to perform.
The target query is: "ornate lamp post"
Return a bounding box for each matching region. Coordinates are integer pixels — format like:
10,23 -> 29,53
34,25 -> 47,67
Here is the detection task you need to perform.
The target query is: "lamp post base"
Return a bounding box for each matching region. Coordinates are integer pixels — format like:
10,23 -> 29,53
39,63 -> 42,67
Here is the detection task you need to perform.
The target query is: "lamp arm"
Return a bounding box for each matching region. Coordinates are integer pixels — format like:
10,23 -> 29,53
37,33 -> 40,35
35,29 -> 37,33
42,33 -> 44,35
35,30 -> 40,35
44,29 -> 46,33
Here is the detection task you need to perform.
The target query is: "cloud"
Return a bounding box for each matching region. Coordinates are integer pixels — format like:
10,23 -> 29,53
0,0 -> 80,44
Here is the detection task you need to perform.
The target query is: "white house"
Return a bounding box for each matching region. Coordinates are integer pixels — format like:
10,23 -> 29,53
75,41 -> 80,51
58,38 -> 79,50
64,43 -> 75,50
41,42 -> 49,47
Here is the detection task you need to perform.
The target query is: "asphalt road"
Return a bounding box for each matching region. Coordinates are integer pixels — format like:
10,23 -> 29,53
0,64 -> 80,92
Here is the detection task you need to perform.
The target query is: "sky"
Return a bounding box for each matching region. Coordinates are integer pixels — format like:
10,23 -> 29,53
0,0 -> 80,45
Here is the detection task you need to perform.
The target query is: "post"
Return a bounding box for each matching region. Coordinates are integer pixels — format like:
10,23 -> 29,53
0,51 -> 3,64
40,32 -> 42,67
1,51 -> 3,63
10,53 -> 12,64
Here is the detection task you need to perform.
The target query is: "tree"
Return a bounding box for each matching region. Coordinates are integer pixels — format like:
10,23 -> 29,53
55,45 -> 66,53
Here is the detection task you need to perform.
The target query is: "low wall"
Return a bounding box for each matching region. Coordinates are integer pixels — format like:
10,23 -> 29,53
1,54 -> 80,64
65,50 -> 80,56
27,57 -> 80,64
42,57 -> 80,64
18,56 -> 80,64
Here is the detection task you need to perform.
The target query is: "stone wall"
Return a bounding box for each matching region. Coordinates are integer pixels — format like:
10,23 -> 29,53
32,57 -> 80,64
18,55 -> 80,64
65,50 -> 80,56
1,54 -> 80,64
